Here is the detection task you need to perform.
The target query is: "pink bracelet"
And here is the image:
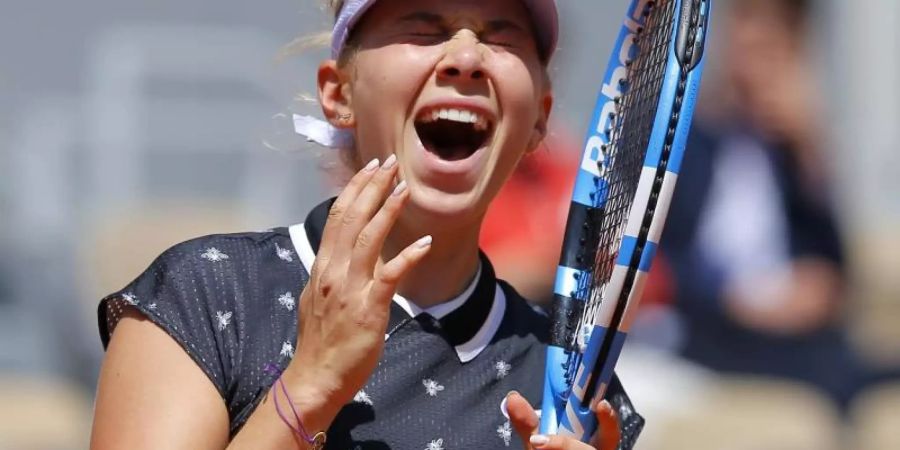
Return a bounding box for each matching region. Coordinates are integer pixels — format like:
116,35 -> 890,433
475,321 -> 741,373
265,364 -> 327,449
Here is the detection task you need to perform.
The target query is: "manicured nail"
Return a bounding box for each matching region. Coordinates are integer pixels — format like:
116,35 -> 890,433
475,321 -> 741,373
530,435 -> 550,447
392,180 -> 408,196
382,154 -> 397,170
415,235 -> 433,249
364,158 -> 380,172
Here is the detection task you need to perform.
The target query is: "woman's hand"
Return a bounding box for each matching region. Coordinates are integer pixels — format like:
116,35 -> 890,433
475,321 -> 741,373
283,155 -> 431,426
507,391 -> 621,450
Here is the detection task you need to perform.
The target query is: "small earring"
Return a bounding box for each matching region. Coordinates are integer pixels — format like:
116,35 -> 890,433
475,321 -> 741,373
337,113 -> 352,122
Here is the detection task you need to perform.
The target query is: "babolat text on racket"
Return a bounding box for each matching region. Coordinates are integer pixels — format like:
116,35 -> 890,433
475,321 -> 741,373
540,0 -> 711,441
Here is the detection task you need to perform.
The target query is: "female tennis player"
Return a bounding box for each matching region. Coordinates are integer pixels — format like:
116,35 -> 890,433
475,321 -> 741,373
90,1 -> 644,449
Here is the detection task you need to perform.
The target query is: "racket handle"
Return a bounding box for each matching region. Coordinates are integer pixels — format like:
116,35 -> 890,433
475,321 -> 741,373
539,345 -> 570,435
558,400 -> 599,443
558,326 -> 628,441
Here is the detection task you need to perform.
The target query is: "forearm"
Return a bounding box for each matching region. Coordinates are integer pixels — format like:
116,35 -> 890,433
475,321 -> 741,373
725,258 -> 843,335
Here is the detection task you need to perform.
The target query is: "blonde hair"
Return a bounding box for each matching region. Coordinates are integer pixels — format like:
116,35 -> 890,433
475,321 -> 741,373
278,0 -> 351,63
325,0 -> 346,17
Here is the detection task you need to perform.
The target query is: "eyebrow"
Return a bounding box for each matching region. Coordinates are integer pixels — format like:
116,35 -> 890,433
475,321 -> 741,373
397,12 -> 528,34
484,19 -> 528,34
397,12 -> 444,26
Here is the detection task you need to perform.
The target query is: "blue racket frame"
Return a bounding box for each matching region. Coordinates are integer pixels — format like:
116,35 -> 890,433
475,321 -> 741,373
540,0 -> 710,441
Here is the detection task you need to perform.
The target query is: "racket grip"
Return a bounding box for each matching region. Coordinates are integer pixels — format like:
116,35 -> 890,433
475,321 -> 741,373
539,345 -> 570,435
558,399 -> 599,443
558,326 -> 628,442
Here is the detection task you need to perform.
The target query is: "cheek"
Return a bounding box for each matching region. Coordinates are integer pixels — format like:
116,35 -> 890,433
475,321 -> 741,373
490,64 -> 544,160
354,47 -> 436,104
351,48 -> 438,135
346,51 -> 422,154
493,60 -> 544,135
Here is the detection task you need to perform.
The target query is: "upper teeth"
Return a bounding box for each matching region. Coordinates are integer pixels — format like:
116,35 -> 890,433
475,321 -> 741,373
422,108 -> 490,131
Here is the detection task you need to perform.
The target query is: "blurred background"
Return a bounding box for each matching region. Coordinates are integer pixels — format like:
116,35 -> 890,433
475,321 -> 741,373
1,0 -> 898,449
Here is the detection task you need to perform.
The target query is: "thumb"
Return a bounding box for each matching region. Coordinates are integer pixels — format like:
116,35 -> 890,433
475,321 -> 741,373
590,400 -> 621,450
506,391 -> 539,449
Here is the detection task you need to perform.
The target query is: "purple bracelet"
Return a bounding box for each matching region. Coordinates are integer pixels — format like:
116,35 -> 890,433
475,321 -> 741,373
264,364 -> 327,449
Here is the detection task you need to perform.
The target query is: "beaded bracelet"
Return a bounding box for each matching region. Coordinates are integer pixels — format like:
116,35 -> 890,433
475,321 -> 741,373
265,364 -> 327,450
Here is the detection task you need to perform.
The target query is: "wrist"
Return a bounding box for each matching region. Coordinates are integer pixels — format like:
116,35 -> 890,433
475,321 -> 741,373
279,364 -> 344,434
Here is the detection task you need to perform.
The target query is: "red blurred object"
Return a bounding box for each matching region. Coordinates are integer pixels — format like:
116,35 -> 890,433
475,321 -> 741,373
643,251 -> 675,307
479,132 -> 579,302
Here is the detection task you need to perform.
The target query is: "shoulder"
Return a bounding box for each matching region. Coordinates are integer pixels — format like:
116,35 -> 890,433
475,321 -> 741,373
98,228 -> 305,433
103,228 -> 302,320
135,229 -> 303,297
156,228 -> 296,266
99,227 -> 303,351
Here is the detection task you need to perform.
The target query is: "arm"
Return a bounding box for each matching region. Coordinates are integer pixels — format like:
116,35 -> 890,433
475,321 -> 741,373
91,308 -> 230,449
92,307 -> 339,450
724,257 -> 843,335
724,140 -> 845,335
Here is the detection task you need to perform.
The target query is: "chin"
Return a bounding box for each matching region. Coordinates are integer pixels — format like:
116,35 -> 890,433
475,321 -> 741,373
401,184 -> 488,233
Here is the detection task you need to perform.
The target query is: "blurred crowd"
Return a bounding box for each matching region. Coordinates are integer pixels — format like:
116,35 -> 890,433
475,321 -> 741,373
1,0 -> 899,449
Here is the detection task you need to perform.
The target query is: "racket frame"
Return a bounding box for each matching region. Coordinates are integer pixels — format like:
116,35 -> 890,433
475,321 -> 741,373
540,0 -> 710,440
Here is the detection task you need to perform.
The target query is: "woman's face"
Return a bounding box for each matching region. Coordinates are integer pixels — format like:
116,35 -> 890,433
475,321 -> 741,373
320,0 -> 552,230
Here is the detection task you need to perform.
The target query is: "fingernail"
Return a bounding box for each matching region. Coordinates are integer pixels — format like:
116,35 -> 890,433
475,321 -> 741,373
415,235 -> 433,249
506,390 -> 520,400
530,435 -> 550,447
363,158 -> 380,172
382,154 -> 397,170
392,180 -> 407,196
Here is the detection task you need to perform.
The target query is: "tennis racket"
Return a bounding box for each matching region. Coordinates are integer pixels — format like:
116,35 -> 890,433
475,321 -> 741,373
539,0 -> 711,441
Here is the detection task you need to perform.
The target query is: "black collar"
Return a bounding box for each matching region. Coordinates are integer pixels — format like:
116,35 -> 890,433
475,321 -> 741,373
295,199 -> 503,362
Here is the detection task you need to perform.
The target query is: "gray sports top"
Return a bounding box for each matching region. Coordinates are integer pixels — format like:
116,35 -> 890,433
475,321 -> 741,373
98,199 -> 644,449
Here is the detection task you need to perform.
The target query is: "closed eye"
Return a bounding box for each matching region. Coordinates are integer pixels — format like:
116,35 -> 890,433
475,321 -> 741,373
483,37 -> 517,48
409,31 -> 446,38
407,31 -> 448,45
398,12 -> 448,43
481,19 -> 530,49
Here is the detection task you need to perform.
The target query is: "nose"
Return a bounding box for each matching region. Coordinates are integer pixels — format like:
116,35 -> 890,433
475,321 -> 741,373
436,32 -> 486,81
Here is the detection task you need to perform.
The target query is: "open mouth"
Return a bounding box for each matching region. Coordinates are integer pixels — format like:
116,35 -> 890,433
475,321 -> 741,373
414,108 -> 494,161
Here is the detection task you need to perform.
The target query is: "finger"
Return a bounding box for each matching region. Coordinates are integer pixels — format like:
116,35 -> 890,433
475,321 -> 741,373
368,234 -> 431,307
506,391 -> 539,448
590,401 -> 621,450
317,157 -> 381,270
347,179 -> 409,288
330,154 -> 399,268
529,434 -> 594,450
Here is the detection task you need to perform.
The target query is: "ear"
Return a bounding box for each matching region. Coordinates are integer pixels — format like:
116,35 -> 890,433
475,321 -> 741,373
526,84 -> 554,154
317,60 -> 355,129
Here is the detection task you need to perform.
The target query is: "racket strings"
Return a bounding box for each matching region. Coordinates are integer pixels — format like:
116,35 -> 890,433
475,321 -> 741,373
578,0 -> 677,334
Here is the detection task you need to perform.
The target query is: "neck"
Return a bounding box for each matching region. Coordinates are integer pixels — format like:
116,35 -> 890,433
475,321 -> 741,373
383,218 -> 482,309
